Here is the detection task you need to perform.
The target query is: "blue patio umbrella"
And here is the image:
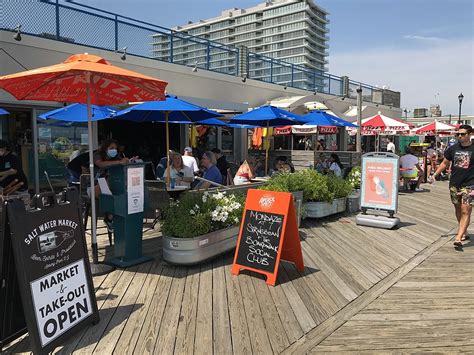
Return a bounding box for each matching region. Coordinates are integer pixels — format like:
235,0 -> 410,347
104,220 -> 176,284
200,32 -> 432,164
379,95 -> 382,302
114,95 -> 224,185
195,118 -> 228,126
0,108 -> 9,115
228,105 -> 304,127
227,123 -> 260,129
302,110 -> 358,127
114,95 -> 223,122
229,105 -> 305,174
38,103 -> 117,122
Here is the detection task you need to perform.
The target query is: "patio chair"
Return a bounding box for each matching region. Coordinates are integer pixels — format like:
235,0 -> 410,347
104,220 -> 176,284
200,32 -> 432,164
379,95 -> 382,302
144,180 -> 172,229
79,174 -> 113,246
226,168 -> 234,186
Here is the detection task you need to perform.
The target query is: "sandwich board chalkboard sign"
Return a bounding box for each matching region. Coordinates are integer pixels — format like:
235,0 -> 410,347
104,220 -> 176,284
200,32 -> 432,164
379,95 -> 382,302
3,189 -> 99,354
231,189 -> 304,286
0,202 -> 27,348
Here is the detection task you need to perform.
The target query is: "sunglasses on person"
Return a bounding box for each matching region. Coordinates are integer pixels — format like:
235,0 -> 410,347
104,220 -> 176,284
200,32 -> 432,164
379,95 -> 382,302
455,132 -> 469,137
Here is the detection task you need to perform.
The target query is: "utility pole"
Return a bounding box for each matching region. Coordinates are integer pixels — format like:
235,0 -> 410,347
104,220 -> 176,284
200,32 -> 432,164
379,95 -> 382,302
356,87 -> 362,152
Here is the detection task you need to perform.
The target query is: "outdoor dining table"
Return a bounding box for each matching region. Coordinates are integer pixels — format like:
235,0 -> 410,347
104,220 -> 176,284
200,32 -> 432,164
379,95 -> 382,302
166,185 -> 189,199
250,176 -> 271,182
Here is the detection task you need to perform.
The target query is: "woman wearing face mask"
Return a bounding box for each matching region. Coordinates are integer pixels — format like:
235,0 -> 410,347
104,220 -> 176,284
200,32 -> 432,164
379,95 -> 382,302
93,139 -> 129,177
93,139 -> 129,233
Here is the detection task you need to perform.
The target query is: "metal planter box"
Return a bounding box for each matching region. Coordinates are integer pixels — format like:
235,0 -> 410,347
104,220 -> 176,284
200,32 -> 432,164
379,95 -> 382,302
163,225 -> 240,265
347,191 -> 361,213
304,197 -> 347,218
292,190 -> 304,227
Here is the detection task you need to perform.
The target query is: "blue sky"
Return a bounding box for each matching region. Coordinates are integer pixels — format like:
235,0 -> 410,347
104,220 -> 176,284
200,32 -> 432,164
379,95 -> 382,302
80,0 -> 473,115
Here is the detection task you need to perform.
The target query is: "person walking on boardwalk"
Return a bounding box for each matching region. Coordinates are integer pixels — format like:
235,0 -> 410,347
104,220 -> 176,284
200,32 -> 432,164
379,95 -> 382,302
429,124 -> 474,248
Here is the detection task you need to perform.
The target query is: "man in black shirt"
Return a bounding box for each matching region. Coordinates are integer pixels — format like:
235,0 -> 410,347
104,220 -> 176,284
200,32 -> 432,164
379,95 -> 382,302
0,140 -> 28,192
211,148 -> 229,184
430,124 -> 473,248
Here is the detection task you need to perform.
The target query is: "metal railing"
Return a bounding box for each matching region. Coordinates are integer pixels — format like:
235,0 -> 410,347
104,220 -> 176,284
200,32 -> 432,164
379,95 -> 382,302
246,52 -> 345,95
1,0 -> 380,102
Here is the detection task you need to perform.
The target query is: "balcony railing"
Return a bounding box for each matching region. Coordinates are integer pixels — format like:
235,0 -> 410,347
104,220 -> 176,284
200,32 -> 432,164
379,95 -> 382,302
1,0 -> 381,102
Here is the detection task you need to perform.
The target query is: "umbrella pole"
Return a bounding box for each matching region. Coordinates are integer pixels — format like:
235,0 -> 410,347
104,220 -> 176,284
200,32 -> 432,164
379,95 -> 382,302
86,79 -> 99,264
265,121 -> 269,176
165,111 -> 171,188
86,75 -> 114,276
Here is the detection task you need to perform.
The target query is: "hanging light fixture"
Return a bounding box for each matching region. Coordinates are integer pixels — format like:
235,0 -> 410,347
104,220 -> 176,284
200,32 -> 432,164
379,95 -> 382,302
13,25 -> 22,41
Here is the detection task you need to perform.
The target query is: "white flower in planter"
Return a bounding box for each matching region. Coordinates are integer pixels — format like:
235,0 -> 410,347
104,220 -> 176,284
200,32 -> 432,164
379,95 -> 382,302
214,192 -> 224,200
162,190 -> 245,239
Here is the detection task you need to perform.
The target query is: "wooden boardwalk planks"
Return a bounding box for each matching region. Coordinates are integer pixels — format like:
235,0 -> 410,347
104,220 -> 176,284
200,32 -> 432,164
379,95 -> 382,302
311,235 -> 474,353
224,255 -> 252,355
212,257 -> 232,355
133,265 -> 175,354
113,262 -> 164,354
3,181 -> 472,354
173,265 -> 200,355
92,262 -> 153,355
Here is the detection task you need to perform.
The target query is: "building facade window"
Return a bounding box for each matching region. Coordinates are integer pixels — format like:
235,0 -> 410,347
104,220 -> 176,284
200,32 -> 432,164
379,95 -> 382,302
155,0 -> 330,89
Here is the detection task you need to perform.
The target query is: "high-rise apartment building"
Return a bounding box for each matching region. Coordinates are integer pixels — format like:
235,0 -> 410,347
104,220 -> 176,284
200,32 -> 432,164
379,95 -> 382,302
151,0 -> 329,90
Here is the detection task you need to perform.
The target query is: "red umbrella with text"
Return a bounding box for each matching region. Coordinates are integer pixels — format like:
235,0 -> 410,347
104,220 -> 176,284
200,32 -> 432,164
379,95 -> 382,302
414,120 -> 456,135
361,112 -> 411,151
0,53 -> 168,275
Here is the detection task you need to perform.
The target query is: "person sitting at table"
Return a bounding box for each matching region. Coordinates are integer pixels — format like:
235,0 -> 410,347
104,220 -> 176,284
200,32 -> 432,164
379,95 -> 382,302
233,159 -> 255,185
400,147 -> 424,192
66,149 -> 93,185
0,140 -> 28,192
182,147 -> 199,174
194,151 -> 223,189
280,156 -> 295,173
163,152 -> 194,188
271,157 -> 291,176
211,148 -> 229,181
254,158 -> 266,177
315,153 -> 328,173
326,153 -> 343,177
156,150 -> 174,180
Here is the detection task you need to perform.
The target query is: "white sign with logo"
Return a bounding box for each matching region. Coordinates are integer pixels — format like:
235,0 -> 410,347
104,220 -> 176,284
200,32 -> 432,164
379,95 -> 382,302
127,167 -> 144,214
30,259 -> 93,347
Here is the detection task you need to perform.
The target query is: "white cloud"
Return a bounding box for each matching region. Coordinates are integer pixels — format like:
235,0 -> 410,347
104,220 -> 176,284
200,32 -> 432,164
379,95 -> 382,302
403,34 -> 445,41
329,39 -> 474,116
418,26 -> 453,36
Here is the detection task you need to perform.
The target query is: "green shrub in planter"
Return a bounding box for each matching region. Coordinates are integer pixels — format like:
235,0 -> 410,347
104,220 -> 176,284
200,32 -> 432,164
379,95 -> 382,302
346,166 -> 361,189
260,170 -> 334,203
259,172 -> 292,193
303,170 -> 333,203
161,191 -> 245,238
326,175 -> 354,199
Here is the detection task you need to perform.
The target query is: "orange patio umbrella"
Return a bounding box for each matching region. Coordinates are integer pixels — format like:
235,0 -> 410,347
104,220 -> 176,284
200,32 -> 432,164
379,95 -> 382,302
0,53 -> 167,272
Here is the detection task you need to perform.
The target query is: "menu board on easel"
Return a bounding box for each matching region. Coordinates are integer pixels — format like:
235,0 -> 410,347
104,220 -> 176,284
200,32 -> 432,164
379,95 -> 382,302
231,189 -> 304,286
